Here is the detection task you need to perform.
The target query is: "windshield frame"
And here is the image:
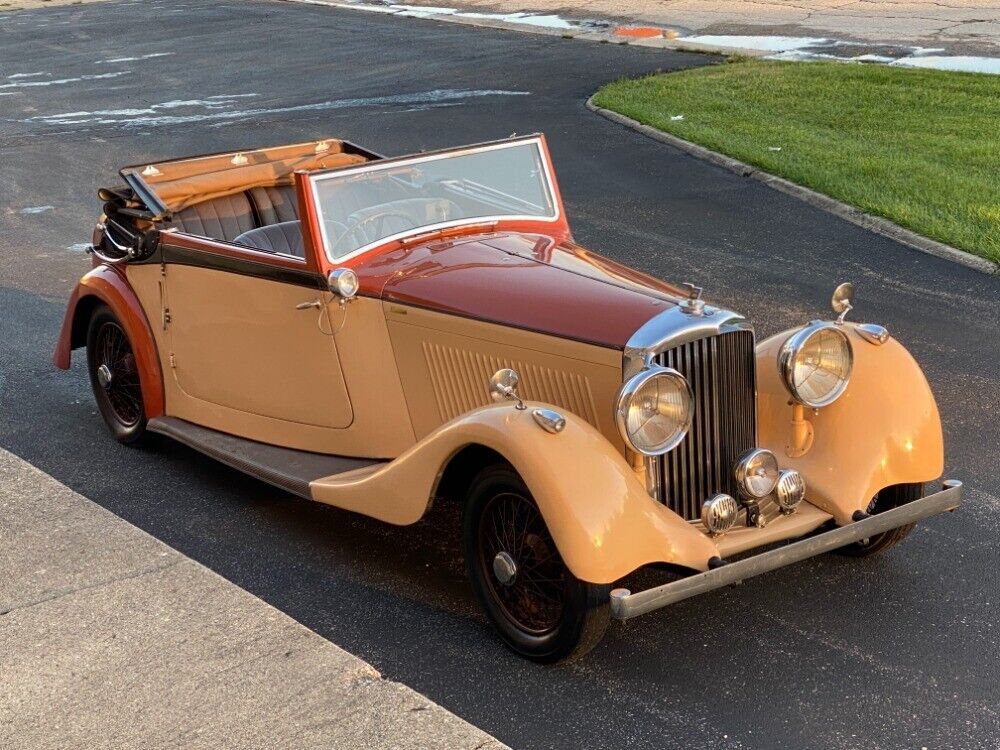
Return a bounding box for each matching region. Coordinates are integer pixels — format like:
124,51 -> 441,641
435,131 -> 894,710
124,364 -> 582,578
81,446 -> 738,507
306,135 -> 562,264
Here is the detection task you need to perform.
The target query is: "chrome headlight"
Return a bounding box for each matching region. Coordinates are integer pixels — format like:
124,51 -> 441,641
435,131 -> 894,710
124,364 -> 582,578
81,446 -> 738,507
734,448 -> 779,499
702,493 -> 740,535
778,322 -> 853,408
615,366 -> 693,456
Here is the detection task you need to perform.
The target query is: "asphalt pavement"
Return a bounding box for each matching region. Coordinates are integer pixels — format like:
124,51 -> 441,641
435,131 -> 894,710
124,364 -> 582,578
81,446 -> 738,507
1,1 -> 998,749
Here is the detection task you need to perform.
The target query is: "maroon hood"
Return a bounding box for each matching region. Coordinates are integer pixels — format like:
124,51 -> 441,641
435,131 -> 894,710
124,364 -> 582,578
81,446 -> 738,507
356,232 -> 685,349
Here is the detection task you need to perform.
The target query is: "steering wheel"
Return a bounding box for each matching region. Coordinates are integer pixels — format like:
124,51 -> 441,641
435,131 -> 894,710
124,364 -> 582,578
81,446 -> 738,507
331,210 -> 417,255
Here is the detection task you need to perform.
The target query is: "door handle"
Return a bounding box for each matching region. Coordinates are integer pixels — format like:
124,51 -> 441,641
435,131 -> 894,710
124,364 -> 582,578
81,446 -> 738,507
296,299 -> 322,310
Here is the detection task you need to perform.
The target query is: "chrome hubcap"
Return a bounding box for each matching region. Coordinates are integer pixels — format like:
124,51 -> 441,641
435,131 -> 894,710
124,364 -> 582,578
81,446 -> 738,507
492,551 -> 518,586
97,363 -> 113,389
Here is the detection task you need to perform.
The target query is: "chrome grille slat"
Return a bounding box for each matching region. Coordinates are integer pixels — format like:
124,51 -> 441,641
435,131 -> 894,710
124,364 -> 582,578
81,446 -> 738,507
654,330 -> 757,521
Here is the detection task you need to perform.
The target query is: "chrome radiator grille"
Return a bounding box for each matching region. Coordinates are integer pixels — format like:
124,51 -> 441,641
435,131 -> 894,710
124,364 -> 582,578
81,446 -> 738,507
652,330 -> 757,521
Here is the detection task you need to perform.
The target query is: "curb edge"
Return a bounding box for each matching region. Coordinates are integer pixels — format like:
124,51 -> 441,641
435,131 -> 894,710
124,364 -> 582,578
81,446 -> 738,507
586,96 -> 999,277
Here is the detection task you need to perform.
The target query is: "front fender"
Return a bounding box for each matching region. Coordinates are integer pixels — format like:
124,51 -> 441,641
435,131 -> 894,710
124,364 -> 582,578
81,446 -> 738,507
53,265 -> 165,419
309,402 -> 719,584
757,324 -> 944,524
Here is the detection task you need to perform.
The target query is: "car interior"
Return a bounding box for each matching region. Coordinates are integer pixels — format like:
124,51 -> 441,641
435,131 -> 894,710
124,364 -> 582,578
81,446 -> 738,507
122,138 -> 541,262
121,139 -> 377,260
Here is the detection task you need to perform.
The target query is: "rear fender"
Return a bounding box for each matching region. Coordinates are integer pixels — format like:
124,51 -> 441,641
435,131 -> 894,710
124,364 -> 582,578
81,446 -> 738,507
309,403 -> 719,584
757,324 -> 943,524
53,265 -> 165,419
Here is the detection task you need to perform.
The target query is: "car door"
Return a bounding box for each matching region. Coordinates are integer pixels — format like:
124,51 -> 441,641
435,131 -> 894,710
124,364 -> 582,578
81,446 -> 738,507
158,231 -> 354,436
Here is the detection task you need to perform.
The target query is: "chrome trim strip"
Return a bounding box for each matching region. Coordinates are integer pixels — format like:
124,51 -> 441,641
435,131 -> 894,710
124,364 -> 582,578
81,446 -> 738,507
623,305 -> 751,378
609,480 -> 963,621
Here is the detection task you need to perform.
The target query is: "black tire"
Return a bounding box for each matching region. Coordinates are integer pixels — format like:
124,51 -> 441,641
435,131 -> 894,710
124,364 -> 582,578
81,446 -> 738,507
86,305 -> 147,445
462,464 -> 610,663
837,483 -> 922,557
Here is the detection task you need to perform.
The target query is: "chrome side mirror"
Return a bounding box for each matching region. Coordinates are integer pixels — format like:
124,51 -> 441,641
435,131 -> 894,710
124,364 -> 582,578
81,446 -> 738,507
831,281 -> 854,324
490,368 -> 525,410
328,268 -> 359,303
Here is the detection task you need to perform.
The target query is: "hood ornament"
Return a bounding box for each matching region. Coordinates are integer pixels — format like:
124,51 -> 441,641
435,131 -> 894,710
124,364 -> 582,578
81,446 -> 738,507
679,282 -> 705,316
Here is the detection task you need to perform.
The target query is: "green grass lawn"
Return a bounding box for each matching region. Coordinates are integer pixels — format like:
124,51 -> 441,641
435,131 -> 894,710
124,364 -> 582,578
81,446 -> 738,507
592,59 -> 1000,264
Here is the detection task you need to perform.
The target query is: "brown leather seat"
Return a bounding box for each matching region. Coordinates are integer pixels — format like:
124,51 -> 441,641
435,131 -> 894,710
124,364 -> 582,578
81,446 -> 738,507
248,185 -> 299,226
234,221 -> 305,257
168,192 -> 256,242
168,185 -> 301,243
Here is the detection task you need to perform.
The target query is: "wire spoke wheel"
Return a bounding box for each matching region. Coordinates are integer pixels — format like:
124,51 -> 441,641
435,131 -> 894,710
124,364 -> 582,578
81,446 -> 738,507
95,321 -> 143,427
87,306 -> 147,445
478,491 -> 567,635
463,464 -> 611,662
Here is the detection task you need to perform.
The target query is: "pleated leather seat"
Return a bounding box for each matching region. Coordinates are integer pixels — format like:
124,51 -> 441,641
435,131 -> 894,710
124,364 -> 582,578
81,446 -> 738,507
168,185 -> 301,243
233,221 -> 305,258
168,192 -> 257,242
248,185 -> 299,226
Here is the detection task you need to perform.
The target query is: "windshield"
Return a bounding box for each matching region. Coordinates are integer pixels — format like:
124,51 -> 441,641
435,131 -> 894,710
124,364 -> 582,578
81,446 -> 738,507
309,139 -> 558,261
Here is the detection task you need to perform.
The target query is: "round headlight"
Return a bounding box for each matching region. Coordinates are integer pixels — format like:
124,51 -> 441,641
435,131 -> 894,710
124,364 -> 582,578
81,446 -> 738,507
615,366 -> 693,456
734,448 -> 779,499
778,322 -> 853,408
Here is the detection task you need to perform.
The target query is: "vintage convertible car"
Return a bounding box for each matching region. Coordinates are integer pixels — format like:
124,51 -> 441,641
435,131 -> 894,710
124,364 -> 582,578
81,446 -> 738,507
55,135 -> 962,662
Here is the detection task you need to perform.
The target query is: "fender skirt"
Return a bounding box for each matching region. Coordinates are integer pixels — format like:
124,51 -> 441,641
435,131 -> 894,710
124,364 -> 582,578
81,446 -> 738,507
756,324 -> 944,524
309,402 -> 719,584
53,265 -> 165,420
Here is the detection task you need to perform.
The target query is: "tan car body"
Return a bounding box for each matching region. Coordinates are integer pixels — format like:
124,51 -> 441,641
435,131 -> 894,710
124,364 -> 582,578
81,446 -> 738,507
57,136 -> 949,588
124,257 -> 943,582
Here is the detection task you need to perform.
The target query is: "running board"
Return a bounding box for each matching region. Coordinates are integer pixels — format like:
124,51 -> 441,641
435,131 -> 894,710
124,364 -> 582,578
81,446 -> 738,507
148,417 -> 384,499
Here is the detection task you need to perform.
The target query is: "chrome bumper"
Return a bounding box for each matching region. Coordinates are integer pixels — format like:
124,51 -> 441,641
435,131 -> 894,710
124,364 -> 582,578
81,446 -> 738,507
610,480 -> 962,621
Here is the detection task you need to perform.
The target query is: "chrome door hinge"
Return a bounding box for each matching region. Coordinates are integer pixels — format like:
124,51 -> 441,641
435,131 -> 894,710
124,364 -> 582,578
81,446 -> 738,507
163,307 -> 171,327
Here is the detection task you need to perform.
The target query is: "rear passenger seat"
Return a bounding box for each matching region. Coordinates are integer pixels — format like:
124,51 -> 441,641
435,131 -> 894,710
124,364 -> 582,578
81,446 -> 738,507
167,184 -> 299,244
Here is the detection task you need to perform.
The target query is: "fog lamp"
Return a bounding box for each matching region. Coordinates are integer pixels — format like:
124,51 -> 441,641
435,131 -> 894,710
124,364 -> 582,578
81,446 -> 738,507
734,448 -> 779,499
775,469 -> 806,513
701,493 -> 740,536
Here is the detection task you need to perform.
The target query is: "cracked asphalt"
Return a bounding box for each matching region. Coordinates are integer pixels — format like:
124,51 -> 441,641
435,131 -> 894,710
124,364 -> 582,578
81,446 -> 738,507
1,1 -> 998,749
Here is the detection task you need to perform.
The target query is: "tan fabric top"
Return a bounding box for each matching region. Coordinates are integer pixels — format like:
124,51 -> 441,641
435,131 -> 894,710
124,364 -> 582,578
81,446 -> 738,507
125,140 -> 371,212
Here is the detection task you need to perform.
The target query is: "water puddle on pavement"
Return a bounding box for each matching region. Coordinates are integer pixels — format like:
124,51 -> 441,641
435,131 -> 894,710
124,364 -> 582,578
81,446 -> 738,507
890,55 -> 1000,75
0,71 -> 130,90
681,35 -> 1000,75
348,1 -> 610,31
333,6 -> 1000,75
95,52 -> 174,64
19,89 -> 531,129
